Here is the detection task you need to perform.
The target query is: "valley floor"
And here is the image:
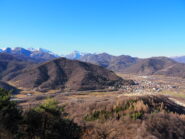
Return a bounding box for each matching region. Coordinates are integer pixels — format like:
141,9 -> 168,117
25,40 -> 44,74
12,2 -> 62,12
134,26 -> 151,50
12,74 -> 185,139
16,74 -> 185,108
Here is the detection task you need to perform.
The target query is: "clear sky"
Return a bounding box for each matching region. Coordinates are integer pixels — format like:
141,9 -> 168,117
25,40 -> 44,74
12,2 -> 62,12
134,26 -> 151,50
0,0 -> 185,57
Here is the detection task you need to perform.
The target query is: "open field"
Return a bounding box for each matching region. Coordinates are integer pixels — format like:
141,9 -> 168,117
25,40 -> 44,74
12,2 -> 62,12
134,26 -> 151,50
15,73 -> 185,107
14,74 -> 185,117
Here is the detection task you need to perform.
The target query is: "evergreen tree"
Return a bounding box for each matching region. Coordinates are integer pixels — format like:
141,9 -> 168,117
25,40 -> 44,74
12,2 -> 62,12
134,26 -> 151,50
0,88 -> 22,138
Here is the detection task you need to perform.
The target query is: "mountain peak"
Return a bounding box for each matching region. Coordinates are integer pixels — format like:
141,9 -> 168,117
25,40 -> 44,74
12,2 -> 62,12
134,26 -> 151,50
0,47 -> 59,62
65,50 -> 87,60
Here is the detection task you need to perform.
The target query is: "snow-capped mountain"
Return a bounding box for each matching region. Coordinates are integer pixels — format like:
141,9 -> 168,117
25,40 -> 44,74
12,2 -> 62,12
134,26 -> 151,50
0,47 -> 90,61
65,51 -> 87,60
38,48 -> 59,57
0,47 -> 59,62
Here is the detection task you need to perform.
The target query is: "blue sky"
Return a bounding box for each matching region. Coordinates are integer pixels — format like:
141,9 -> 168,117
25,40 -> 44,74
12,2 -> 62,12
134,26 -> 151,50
0,0 -> 185,57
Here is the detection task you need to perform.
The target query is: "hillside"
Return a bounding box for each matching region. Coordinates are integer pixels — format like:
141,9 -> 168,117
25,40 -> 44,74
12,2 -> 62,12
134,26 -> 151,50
11,58 -> 134,92
79,54 -> 185,78
120,57 -> 185,77
0,53 -> 36,81
121,57 -> 176,74
171,56 -> 185,63
0,81 -> 19,94
79,53 -> 138,72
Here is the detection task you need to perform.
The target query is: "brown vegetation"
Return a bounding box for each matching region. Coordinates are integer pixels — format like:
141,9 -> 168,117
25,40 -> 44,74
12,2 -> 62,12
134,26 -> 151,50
0,53 -> 35,81
80,54 -> 185,78
62,95 -> 185,139
11,58 -> 134,92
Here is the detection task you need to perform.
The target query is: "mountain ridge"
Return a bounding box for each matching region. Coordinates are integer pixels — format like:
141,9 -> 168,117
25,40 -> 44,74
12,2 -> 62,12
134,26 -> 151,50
11,57 -> 135,92
78,54 -> 185,78
1,47 -> 185,78
171,56 -> 185,63
0,47 -> 59,62
0,53 -> 36,81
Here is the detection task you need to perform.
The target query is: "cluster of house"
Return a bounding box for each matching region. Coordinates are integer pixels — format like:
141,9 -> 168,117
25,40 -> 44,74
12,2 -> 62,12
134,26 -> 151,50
120,78 -> 180,94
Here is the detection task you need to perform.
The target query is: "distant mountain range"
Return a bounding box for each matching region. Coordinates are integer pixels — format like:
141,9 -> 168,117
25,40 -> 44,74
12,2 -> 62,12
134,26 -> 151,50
77,53 -> 185,78
171,56 -> 185,64
0,47 -> 88,62
0,47 -> 185,93
79,53 -> 139,72
1,47 -> 185,79
65,50 -> 87,60
0,53 -> 133,92
2,47 -> 185,64
0,47 -> 59,62
121,57 -> 185,77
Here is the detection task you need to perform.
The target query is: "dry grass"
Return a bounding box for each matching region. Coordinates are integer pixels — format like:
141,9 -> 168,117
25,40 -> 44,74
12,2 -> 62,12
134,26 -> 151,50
160,90 -> 185,98
57,95 -> 185,139
18,89 -> 185,139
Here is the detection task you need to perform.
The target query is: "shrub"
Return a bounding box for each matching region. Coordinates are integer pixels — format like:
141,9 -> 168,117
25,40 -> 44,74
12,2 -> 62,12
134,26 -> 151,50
132,100 -> 149,113
84,110 -> 112,121
130,112 -> 143,120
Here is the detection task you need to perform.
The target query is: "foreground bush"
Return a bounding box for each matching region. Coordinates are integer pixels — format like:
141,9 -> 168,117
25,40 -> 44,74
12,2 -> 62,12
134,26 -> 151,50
0,90 -> 82,139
